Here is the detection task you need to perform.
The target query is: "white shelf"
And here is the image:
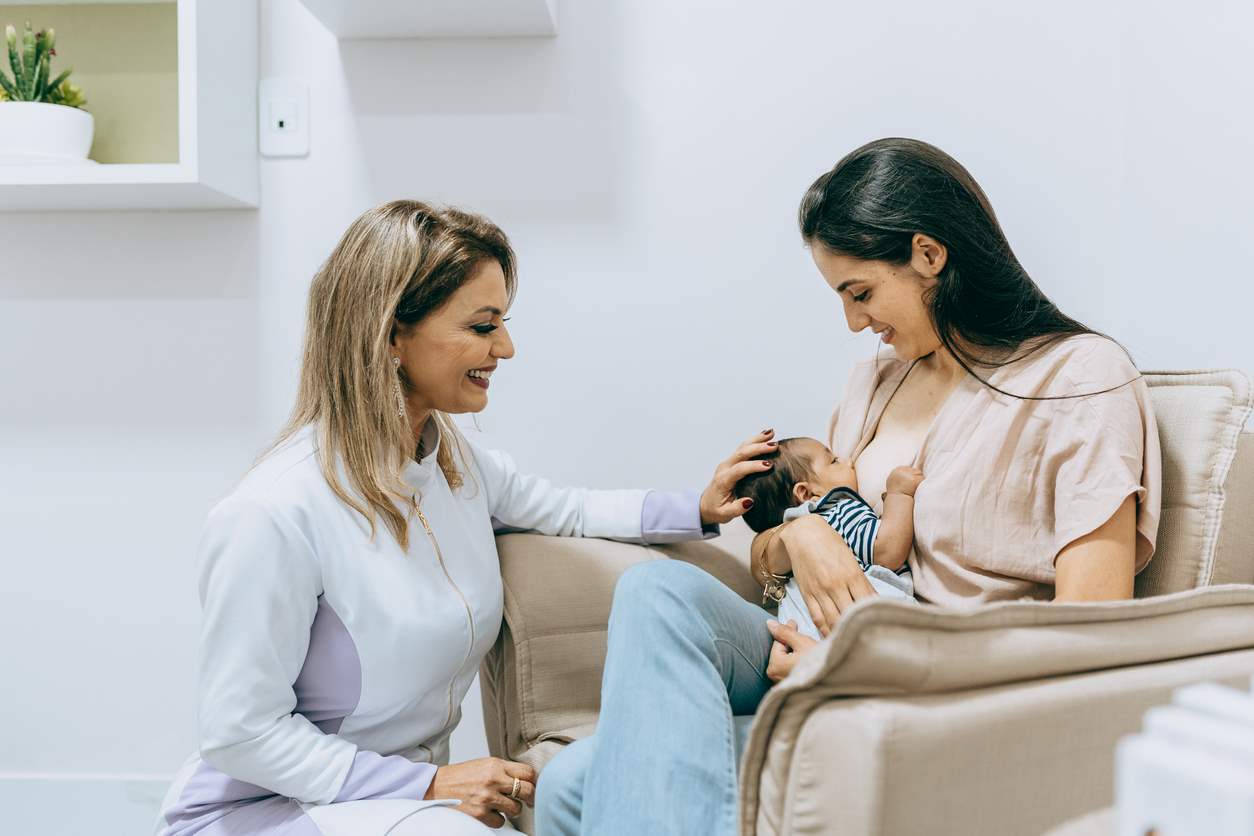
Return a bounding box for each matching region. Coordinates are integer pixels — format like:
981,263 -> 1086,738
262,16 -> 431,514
0,163 -> 253,208
298,0 -> 557,39
0,0 -> 258,211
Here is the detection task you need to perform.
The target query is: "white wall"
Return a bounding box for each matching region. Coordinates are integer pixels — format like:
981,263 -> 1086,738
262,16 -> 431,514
3,0 -> 1252,826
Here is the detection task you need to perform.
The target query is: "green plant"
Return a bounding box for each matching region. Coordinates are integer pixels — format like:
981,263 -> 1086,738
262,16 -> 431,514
0,21 -> 87,109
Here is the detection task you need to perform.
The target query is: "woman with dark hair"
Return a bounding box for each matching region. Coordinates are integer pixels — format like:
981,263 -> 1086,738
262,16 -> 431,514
534,138 -> 1162,835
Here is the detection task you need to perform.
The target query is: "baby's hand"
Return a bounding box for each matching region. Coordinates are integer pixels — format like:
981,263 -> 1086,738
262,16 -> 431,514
885,465 -> 925,496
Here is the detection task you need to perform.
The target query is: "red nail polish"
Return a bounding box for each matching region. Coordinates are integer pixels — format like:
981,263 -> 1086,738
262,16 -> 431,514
742,498 -> 754,509
762,460 -> 773,467
762,428 -> 774,435
766,441 -> 778,447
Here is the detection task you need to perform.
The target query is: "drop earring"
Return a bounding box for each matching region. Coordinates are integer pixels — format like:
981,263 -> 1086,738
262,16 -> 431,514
392,356 -> 406,418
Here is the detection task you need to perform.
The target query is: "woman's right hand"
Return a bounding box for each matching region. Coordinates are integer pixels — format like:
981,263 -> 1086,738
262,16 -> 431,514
424,757 -> 537,828
783,515 -> 877,637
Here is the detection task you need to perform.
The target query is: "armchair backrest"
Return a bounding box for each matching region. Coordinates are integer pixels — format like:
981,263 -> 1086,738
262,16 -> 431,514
1136,370 -> 1253,596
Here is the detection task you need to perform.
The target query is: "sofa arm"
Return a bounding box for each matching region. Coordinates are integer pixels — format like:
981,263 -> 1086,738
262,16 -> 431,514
740,585 -> 1254,835
480,520 -> 761,767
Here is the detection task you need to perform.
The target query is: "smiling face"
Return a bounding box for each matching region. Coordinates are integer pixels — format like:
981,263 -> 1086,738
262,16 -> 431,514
391,258 -> 514,422
810,234 -> 948,362
788,437 -> 859,503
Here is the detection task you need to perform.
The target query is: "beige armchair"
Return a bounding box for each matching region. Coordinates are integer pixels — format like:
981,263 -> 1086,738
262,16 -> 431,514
480,369 -> 1254,835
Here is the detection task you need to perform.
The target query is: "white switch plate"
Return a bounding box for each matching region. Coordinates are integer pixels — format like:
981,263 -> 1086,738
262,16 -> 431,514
259,78 -> 310,158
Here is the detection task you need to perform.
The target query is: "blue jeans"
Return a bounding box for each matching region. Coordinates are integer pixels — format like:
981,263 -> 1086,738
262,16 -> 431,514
534,560 -> 774,835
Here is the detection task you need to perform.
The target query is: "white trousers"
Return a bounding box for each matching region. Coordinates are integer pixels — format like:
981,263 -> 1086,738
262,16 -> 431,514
387,806 -> 521,835
303,798 -> 522,835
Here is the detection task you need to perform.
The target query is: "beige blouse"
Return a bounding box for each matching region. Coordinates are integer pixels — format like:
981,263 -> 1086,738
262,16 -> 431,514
829,334 -> 1162,607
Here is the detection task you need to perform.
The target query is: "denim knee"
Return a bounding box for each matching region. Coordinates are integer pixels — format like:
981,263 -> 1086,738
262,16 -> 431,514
613,559 -> 711,616
534,739 -> 592,835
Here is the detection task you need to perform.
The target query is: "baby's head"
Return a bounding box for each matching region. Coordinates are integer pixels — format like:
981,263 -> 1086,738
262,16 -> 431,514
735,437 -> 858,533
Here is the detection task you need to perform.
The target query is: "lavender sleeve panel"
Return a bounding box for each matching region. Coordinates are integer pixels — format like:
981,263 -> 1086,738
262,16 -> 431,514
331,749 -> 438,803
641,490 -> 719,544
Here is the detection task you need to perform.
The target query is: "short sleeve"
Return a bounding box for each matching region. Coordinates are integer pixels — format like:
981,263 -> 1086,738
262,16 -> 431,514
1043,342 -> 1161,572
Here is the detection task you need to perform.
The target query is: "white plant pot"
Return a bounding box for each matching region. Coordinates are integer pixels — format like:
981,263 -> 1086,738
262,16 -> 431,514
0,101 -> 95,164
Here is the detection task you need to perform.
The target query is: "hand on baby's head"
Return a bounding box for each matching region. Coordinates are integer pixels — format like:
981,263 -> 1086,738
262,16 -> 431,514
733,436 -> 861,533
733,437 -> 812,533
885,465 -> 925,497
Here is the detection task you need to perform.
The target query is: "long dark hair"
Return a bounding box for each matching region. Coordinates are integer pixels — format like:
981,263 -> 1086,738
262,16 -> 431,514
799,138 -> 1135,401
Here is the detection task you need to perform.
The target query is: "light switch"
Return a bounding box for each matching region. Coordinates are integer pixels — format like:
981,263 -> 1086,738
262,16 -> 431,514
269,100 -> 297,132
260,78 -> 310,158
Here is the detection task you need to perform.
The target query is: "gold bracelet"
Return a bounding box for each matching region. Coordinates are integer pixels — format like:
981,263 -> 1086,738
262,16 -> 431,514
758,539 -> 792,607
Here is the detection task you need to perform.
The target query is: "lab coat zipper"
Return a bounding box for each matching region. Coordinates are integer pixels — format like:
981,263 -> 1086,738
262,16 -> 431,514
415,504 -> 477,730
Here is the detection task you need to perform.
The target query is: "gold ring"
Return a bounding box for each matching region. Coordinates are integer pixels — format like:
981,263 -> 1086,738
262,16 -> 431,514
510,777 -> 521,800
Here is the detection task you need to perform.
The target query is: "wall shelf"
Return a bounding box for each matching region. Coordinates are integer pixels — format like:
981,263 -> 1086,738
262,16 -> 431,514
297,0 -> 556,39
0,0 -> 258,211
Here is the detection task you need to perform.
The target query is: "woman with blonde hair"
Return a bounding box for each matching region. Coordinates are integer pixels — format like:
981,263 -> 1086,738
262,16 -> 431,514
154,200 -> 768,836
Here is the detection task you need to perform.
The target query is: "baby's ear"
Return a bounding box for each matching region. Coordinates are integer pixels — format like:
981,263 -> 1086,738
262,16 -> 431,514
792,481 -> 813,504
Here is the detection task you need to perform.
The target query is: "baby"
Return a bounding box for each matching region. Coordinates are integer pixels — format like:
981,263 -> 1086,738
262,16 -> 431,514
735,437 -> 924,640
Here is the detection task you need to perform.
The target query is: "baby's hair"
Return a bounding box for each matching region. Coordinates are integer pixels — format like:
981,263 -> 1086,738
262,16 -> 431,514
735,438 -> 816,533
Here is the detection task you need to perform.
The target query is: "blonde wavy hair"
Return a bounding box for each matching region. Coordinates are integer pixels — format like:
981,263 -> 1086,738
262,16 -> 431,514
267,200 -> 517,550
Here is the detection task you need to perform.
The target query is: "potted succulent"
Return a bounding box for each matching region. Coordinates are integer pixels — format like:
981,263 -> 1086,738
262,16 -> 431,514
0,21 -> 92,164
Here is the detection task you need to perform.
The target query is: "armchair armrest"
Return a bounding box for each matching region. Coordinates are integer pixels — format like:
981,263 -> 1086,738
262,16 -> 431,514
480,521 -> 761,768
740,585 -> 1254,835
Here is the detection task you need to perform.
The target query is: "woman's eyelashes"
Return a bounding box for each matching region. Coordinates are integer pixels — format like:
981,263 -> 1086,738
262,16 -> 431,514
471,316 -> 510,335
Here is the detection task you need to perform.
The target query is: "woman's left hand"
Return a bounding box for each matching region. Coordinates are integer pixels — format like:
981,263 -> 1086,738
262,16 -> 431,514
765,619 -> 818,683
699,429 -> 780,526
